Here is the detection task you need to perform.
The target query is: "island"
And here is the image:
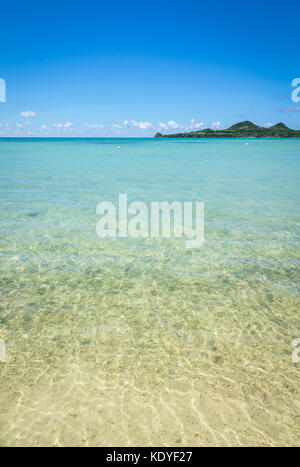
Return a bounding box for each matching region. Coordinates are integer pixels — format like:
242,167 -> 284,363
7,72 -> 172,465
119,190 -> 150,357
154,121 -> 300,138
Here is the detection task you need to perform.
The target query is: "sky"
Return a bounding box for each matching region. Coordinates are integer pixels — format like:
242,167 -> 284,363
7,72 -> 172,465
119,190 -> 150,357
0,0 -> 300,137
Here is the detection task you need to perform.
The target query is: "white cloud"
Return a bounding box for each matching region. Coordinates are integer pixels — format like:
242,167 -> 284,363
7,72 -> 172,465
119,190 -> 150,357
211,121 -> 221,129
113,120 -> 153,131
111,123 -> 122,130
139,121 -> 152,130
84,123 -> 104,130
16,123 -> 23,128
158,120 -> 179,130
190,119 -> 204,129
130,120 -> 153,130
263,122 -> 273,128
158,122 -> 168,130
52,122 -> 73,130
20,110 -> 36,117
40,124 -> 49,132
167,120 -> 178,129
0,123 -> 10,135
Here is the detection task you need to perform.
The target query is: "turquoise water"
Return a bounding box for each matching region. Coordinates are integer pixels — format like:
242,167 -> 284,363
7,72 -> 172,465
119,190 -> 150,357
0,137 -> 299,446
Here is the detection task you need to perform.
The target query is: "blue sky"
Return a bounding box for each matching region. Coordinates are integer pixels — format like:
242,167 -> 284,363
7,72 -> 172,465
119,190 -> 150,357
0,0 -> 300,136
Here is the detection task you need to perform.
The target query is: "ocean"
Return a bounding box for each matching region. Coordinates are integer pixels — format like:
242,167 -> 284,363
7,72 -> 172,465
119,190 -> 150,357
0,137 -> 299,446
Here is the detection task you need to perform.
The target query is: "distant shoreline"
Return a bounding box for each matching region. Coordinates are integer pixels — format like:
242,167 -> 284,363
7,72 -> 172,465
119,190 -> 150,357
154,121 -> 300,138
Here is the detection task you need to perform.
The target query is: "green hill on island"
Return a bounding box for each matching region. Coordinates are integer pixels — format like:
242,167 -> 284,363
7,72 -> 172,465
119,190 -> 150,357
154,121 -> 300,138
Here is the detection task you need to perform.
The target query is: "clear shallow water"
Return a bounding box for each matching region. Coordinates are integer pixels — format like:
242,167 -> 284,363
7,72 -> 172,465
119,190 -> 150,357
0,137 -> 299,446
